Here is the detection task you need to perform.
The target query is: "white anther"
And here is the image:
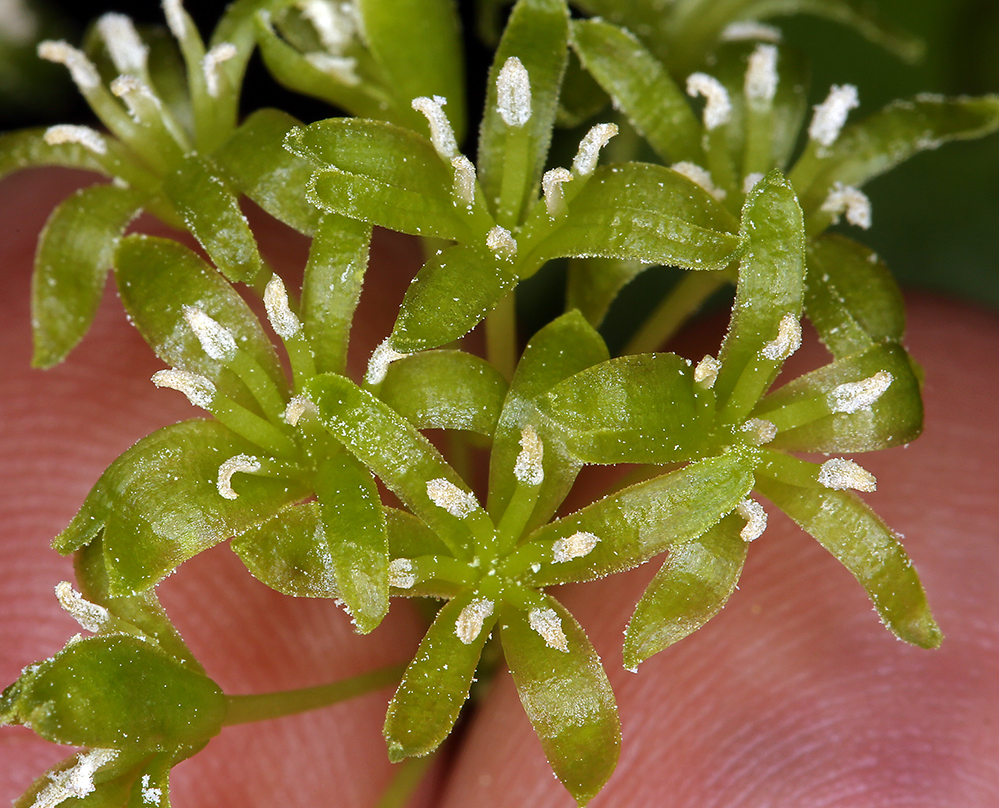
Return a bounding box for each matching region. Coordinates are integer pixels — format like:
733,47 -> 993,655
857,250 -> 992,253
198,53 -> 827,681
529,607 -> 568,652
542,167 -> 573,217
151,369 -> 216,409
496,56 -> 532,127
451,155 -> 476,205
736,498 -> 767,542
486,225 -> 517,261
305,53 -> 360,85
388,558 -> 416,589
514,426 -> 544,486
110,75 -> 161,123
203,42 -> 237,98
742,172 -> 765,194
38,40 -> 100,90
31,748 -> 120,808
740,418 -> 777,445
43,124 -> 107,156
686,73 -> 732,130
217,454 -> 261,500
809,84 -> 859,147
820,182 -> 872,229
96,13 -> 148,74
572,122 -> 618,176
426,478 -> 478,518
411,95 -> 458,159
162,0 -> 187,42
671,161 -> 726,201
55,581 -> 109,633
264,274 -> 302,339
455,597 -> 494,644
365,337 -> 409,385
300,0 -> 358,52
552,531 -> 599,564
183,306 -> 237,361
694,354 -> 721,388
284,394 -> 319,426
818,457 -> 877,492
720,20 -> 782,43
830,370 -> 893,414
744,44 -> 778,106
0,0 -> 37,44
761,313 -> 802,361
140,775 -> 162,806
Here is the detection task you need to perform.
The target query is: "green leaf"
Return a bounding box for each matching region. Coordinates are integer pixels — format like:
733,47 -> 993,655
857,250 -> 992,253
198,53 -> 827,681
384,591 -> 495,760
518,451 -> 755,587
500,597 -> 620,805
161,153 -> 263,283
389,243 -> 519,353
379,350 -> 509,434
54,420 -> 307,595
0,634 -> 226,748
538,352 -> 704,465
755,475 -> 941,648
623,512 -> 747,669
565,256 -> 645,327
524,163 -> 740,272
213,107 -> 322,235
300,213 -> 374,375
805,234 -> 906,358
231,502 -> 340,598
289,118 -> 471,240
31,183 -> 143,368
315,453 -> 389,633
569,18 -> 702,164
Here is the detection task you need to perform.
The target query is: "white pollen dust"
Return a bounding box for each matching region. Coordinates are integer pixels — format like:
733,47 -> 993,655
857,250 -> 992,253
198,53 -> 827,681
496,56 -> 532,127
737,498 -> 767,542
720,20 -> 782,43
183,306 -> 237,360
96,13 -> 148,74
830,370 -> 893,414
820,182 -> 872,229
43,125 -> 107,156
388,558 -> 416,589
694,354 -> 721,387
455,598 -> 494,644
411,95 -> 458,159
55,581 -> 109,633
284,394 -> 319,426
671,161 -> 726,200
761,313 -> 802,361
203,42 -> 237,98
572,123 -> 618,176
451,155 -> 477,205
513,426 -> 544,486
529,607 -> 568,652
818,457 -> 877,492
38,40 -> 100,90
365,338 -> 409,385
552,531 -> 599,563
809,84 -> 859,147
264,274 -> 302,339
151,368 -> 216,409
686,73 -> 732,130
426,478 -> 478,519
486,225 -> 517,261
217,454 -> 261,499
542,167 -> 573,216
740,418 -> 777,445
30,748 -> 119,808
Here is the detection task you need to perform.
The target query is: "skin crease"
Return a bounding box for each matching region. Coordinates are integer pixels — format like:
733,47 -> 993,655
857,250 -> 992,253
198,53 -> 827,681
1,169 -> 998,807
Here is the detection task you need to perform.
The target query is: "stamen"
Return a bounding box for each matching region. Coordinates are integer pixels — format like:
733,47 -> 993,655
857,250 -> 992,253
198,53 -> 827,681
110,75 -> 159,123
496,56 -> 532,127
552,531 -> 599,563
528,607 -> 568,652
820,182 -> 872,229
743,172 -> 764,194
411,95 -> 458,159
217,454 -> 261,500
388,558 -> 416,589
761,313 -> 802,361
264,274 -> 302,339
37,40 -> 100,90
736,498 -> 767,542
426,478 -> 478,519
151,368 -> 216,409
96,13 -> 149,74
572,123 -> 618,176
455,597 -> 494,644
183,306 -> 237,361
451,155 -> 476,205
162,0 -> 188,42
818,457 -> 877,492
744,44 -> 778,106
513,426 -> 544,486
809,84 -> 859,147
542,167 -> 573,217
830,370 -> 893,414
300,0 -> 357,52
305,53 -> 360,85
686,73 -> 732,130
365,337 -> 409,385
671,161 -> 726,200
486,225 -> 517,261
54,581 -> 109,633
203,42 -> 237,98
31,748 -> 119,808
284,394 -> 319,426
720,20 -> 782,43
43,124 -> 107,156
740,418 -> 777,445
694,354 -> 721,388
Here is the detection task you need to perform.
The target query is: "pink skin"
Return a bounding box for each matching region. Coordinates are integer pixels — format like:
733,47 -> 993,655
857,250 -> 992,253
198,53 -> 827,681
2,169 -> 998,807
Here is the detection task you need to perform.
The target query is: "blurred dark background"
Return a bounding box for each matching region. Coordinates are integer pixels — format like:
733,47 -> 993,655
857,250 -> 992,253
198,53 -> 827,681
2,0 -> 997,309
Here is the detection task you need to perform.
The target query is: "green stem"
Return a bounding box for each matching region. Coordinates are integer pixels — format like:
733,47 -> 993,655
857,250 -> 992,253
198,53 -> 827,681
486,290 -> 517,380
375,754 -> 436,808
623,270 -> 728,355
223,664 -> 405,726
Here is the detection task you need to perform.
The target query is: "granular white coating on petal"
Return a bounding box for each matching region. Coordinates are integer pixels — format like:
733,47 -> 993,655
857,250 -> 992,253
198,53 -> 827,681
820,182 -> 872,229
830,370 -> 893,414
809,84 -> 859,147
301,0 -> 358,52
744,44 -> 778,105
514,426 -> 544,486
737,498 -> 767,542
818,457 -> 877,492
264,274 -> 302,339
284,394 -> 318,425
572,122 -> 618,176
542,167 -> 573,216
671,161 -> 726,200
552,531 -> 599,563
528,607 -> 568,652
740,418 -> 777,445
426,478 -> 478,518
217,454 -> 261,499
140,775 -> 162,806
496,56 -> 532,127
55,581 -> 110,632
451,155 -> 476,205
455,598 -> 494,644
44,125 -> 107,156
152,369 -> 216,409
96,13 -> 149,74
412,95 -> 458,158
365,338 -> 409,385
742,172 -> 765,194
203,42 -> 237,98
720,20 -> 782,43
31,748 -> 119,808
388,558 -> 416,589
183,306 -> 237,360
38,41 -> 100,90
761,313 -> 802,361
486,225 -> 517,261
686,73 -> 732,130
694,354 -> 721,387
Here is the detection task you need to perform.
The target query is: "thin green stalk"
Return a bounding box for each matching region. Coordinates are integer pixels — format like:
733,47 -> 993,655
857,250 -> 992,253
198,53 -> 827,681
623,270 -> 728,355
374,754 -> 436,808
486,290 -> 517,380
